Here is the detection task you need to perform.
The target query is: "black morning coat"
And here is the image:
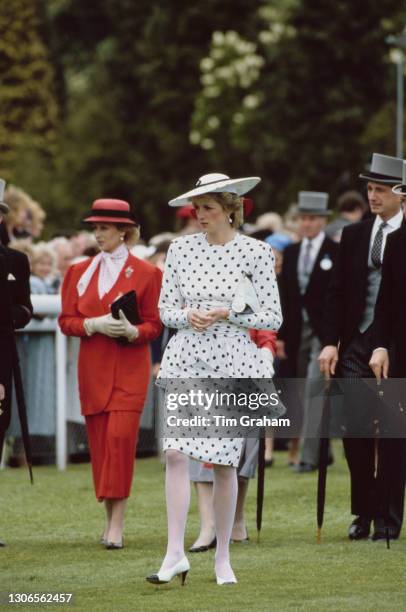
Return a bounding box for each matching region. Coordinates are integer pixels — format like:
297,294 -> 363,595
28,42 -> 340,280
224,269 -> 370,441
0,244 -> 32,442
373,224 -> 406,377
323,218 -> 377,353
278,234 -> 338,371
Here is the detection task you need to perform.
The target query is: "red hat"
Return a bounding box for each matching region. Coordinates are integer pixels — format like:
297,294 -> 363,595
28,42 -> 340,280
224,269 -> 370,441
83,199 -> 137,225
243,197 -> 254,218
176,204 -> 195,219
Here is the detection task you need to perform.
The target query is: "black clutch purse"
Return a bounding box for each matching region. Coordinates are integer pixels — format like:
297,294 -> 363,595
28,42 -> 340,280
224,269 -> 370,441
110,290 -> 142,344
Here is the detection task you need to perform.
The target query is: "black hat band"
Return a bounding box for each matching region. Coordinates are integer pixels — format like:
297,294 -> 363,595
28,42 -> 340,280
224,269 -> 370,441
360,171 -> 401,182
85,208 -> 137,222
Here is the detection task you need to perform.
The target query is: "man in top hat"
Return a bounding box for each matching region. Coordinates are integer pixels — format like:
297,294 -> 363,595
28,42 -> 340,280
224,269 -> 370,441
368,164 -> 406,530
370,161 -> 406,379
278,192 -> 338,471
319,153 -> 404,540
0,178 -> 33,547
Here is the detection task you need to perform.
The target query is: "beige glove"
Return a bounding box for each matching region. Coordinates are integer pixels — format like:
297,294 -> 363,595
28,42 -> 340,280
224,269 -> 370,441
84,314 -> 121,337
117,309 -> 139,342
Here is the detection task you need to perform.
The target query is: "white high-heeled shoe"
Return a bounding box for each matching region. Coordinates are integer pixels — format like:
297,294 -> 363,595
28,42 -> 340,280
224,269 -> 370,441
216,575 -> 238,585
146,557 -> 190,585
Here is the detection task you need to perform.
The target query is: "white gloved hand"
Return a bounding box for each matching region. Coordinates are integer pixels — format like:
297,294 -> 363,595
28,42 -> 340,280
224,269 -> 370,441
117,309 -> 139,342
84,314 -> 122,338
260,347 -> 274,363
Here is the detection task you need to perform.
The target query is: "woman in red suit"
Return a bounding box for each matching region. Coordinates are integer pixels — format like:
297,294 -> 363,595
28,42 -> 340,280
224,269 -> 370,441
59,199 -> 162,549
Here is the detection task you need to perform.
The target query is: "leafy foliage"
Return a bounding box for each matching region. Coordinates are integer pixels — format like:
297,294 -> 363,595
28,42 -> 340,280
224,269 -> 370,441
1,0 -> 405,236
0,0 -> 58,181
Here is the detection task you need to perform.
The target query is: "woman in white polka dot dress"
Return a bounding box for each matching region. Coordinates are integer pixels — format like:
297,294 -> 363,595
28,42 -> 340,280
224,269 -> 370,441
146,173 -> 282,587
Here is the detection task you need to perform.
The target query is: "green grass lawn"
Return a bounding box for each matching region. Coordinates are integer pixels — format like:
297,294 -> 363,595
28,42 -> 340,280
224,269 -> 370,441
1,443 -> 405,612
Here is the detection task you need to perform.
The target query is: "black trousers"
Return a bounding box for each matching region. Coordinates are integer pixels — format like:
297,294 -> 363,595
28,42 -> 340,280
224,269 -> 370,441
339,328 -> 406,531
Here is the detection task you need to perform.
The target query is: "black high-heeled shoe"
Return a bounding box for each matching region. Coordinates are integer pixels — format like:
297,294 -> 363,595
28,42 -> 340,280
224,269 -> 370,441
189,537 -> 216,553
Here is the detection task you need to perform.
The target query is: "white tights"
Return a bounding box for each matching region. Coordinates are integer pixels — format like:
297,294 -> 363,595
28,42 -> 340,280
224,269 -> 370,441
160,449 -> 238,581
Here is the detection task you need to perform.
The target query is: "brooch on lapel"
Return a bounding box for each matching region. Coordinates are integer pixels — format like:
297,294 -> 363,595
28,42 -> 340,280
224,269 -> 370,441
125,266 -> 134,278
320,255 -> 333,271
7,273 -> 16,281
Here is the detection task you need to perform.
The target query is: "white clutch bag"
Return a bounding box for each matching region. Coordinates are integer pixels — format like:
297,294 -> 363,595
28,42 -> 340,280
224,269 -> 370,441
231,274 -> 261,314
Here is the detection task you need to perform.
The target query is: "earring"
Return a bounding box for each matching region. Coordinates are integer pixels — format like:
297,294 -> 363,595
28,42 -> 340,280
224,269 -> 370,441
228,217 -> 233,224
120,235 -> 125,241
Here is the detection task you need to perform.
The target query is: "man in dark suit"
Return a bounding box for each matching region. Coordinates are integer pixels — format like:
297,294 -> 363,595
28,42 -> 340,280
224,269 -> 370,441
279,192 -> 338,471
319,153 -> 404,541
0,179 -> 33,547
370,162 -> 406,379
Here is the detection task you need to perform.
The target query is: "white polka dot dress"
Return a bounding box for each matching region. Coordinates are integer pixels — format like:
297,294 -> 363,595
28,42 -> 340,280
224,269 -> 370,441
157,231 -> 283,466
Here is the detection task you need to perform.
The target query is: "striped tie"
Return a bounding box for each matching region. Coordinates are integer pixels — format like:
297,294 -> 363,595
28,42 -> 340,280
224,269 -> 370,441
370,222 -> 387,268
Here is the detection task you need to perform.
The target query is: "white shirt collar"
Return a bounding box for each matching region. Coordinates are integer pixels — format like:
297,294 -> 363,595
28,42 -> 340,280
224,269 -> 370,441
374,208 -> 403,231
302,230 -> 325,251
102,243 -> 128,260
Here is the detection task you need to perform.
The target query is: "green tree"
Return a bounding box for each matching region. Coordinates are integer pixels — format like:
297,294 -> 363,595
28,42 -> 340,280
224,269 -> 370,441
191,0 -> 406,214
0,0 -> 58,181
47,0 -> 263,236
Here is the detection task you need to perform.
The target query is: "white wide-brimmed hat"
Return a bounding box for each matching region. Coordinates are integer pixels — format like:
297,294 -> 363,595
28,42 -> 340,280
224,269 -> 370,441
169,173 -> 261,207
392,160 -> 406,195
0,178 -> 10,214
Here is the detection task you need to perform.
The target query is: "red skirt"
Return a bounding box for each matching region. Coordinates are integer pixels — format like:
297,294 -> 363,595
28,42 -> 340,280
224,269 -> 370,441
85,411 -> 141,501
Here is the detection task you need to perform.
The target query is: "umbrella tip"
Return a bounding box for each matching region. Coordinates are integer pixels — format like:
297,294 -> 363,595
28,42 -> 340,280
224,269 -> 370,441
316,528 -> 321,544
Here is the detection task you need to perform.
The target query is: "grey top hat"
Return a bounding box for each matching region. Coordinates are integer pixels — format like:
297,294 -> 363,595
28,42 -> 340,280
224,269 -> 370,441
392,160 -> 406,195
297,191 -> 331,216
0,178 -> 9,214
359,153 -> 403,185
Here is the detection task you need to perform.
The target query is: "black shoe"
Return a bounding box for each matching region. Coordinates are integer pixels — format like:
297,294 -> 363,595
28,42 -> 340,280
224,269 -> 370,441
265,458 -> 274,468
371,525 -> 400,542
230,536 -> 249,544
189,537 -> 216,553
348,517 -> 371,540
294,462 -> 317,473
105,538 -> 124,550
0,539 -> 5,547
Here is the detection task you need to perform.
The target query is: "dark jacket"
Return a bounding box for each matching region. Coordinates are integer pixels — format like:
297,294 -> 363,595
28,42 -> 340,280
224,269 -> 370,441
279,235 -> 338,365
323,219 -> 376,352
0,245 -> 32,440
373,225 -> 406,377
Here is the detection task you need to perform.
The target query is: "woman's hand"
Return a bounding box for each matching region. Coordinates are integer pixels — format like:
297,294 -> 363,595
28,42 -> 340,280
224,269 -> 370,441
187,309 -> 213,332
205,308 -> 230,326
111,310 -> 139,342
188,308 -> 229,331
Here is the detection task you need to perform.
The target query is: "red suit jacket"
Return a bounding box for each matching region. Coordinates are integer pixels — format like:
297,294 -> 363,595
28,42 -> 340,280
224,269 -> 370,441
59,254 -> 162,415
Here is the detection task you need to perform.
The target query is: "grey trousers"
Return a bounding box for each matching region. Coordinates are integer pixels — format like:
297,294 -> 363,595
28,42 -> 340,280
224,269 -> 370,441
297,321 -> 324,466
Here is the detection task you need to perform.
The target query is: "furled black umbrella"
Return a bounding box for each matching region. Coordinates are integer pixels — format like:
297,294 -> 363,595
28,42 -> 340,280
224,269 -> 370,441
376,383 -> 390,549
316,378 -> 331,543
12,342 -> 33,484
256,435 -> 265,541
